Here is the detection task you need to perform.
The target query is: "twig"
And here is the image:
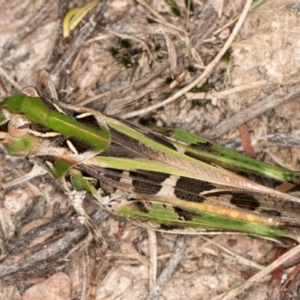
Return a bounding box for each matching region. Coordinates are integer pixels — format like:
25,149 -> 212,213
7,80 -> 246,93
203,83 -> 300,139
0,210 -> 110,283
238,124 -> 256,158
146,235 -> 187,300
6,216 -> 78,255
262,133 -> 300,148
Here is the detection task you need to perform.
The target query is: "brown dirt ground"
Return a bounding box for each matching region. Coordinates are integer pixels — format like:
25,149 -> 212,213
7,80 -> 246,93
0,0 -> 300,299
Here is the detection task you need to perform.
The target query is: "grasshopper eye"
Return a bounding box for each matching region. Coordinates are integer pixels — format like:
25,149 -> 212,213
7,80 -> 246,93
8,114 -> 29,138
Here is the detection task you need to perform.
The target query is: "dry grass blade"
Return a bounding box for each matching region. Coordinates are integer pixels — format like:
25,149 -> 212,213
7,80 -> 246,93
215,244 -> 300,300
0,66 -> 22,92
88,254 -> 112,300
201,236 -> 264,271
185,80 -> 268,100
148,229 -> 158,290
123,0 -> 253,119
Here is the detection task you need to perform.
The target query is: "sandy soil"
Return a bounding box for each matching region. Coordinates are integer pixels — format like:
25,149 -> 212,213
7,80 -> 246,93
0,1 -> 300,299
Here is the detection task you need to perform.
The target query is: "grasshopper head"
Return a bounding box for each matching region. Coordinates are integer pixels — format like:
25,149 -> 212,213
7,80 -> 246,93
0,113 -> 39,157
0,91 -> 43,157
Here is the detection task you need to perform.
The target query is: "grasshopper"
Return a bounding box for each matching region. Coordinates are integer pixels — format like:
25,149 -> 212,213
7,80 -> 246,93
0,79 -> 300,247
